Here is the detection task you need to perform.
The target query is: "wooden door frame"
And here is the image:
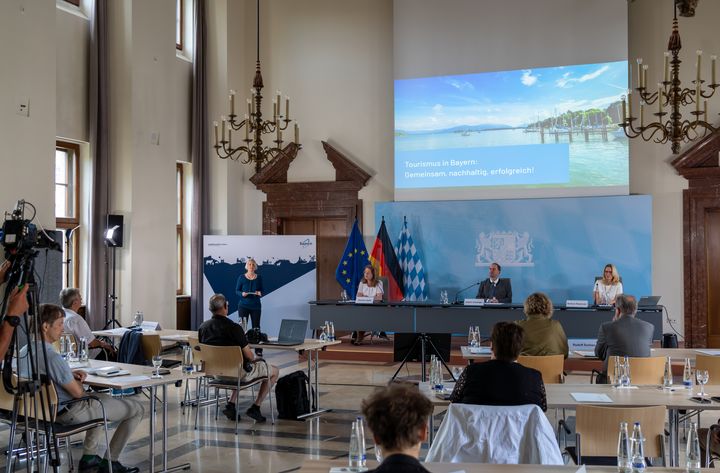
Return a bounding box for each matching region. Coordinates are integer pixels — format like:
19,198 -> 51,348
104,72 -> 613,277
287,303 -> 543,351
672,131 -> 720,347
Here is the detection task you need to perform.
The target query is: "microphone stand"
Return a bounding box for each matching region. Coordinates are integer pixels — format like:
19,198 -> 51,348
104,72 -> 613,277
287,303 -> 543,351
453,281 -> 481,304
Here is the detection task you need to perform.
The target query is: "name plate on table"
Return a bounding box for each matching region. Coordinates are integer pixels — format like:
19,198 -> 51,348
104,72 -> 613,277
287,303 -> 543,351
566,300 -> 589,308
140,321 -> 162,331
463,298 -> 485,306
355,296 -> 375,304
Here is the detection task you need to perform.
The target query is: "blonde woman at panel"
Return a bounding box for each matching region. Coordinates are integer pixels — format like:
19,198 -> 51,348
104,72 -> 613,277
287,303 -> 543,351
517,292 -> 568,358
594,263 -> 623,305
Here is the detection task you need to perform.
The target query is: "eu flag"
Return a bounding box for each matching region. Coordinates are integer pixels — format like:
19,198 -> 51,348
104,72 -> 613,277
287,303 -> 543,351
335,219 -> 370,297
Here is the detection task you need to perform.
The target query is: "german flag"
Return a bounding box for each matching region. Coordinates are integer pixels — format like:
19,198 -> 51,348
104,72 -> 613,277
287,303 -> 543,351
370,218 -> 404,301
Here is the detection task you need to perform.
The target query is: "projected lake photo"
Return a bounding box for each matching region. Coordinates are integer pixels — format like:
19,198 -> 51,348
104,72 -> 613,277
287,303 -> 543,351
394,60 -> 629,192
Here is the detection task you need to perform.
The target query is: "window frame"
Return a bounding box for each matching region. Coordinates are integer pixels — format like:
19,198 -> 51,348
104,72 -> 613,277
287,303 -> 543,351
55,140 -> 81,288
176,162 -> 185,295
176,0 -> 184,51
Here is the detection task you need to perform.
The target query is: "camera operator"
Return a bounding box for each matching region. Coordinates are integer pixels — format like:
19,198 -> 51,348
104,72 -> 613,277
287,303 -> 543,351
0,260 -> 29,361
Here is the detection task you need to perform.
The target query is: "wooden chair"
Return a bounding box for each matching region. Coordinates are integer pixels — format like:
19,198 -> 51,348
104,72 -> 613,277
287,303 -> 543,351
140,334 -> 180,368
194,343 -> 274,432
517,354 -> 565,384
695,355 -> 720,384
607,356 -> 666,385
560,405 -> 666,466
1,378 -> 112,472
182,337 -> 208,416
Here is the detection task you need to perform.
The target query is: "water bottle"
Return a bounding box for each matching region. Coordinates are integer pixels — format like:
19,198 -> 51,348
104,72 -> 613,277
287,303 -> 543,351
133,310 -> 144,327
318,326 -> 328,342
329,322 -> 335,341
683,358 -> 693,389
434,357 -> 444,391
59,335 -> 69,360
429,355 -> 437,387
348,417 -> 366,471
686,421 -> 701,473
182,345 -> 194,373
663,356 -> 673,387
617,421 -> 631,473
622,356 -> 631,387
78,337 -> 88,363
630,422 -> 646,472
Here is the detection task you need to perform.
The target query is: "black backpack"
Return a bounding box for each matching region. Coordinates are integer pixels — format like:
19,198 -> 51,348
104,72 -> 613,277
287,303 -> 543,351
276,370 -> 312,420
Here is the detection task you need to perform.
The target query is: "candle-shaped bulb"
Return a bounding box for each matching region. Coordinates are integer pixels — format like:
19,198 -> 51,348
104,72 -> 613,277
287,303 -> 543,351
642,64 -> 648,89
285,96 -> 290,120
294,122 -> 299,144
244,114 -> 250,140
697,50 -> 703,82
621,96 -> 627,121
712,55 -> 717,85
213,121 -> 219,146
230,89 -> 236,96
663,52 -> 670,83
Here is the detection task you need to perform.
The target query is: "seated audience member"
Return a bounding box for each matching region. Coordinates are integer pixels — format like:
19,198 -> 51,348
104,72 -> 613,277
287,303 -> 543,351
60,288 -> 116,359
361,384 -> 433,473
594,294 -> 653,379
450,322 -> 546,411
198,293 -> 279,423
19,304 -> 143,473
594,263 -> 623,305
517,292 -> 569,358
476,262 -> 512,303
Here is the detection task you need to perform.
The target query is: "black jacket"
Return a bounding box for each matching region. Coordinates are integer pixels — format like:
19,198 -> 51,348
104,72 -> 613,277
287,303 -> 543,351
449,359 -> 547,411
366,454 -> 431,473
476,278 -> 512,303
198,315 -> 248,348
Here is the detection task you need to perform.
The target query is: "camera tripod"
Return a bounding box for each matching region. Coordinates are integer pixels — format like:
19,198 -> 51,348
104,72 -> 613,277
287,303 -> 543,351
390,333 -> 457,383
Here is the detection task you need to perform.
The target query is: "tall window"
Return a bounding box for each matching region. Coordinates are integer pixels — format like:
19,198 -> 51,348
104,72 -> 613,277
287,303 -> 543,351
177,163 -> 185,294
55,141 -> 80,288
176,0 -> 184,51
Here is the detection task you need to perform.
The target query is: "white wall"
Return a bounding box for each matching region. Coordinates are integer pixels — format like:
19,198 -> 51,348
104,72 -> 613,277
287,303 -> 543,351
56,8 -> 88,142
0,0 -> 56,228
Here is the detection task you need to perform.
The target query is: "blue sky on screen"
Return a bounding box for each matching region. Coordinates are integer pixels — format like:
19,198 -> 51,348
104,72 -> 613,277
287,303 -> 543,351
395,60 -> 628,132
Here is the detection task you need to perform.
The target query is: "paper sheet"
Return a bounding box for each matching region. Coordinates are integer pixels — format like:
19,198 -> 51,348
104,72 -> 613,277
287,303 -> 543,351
572,350 -> 596,357
112,375 -> 151,383
571,392 -> 613,403
101,327 -> 130,336
697,349 -> 720,356
575,466 -> 587,473
468,347 -> 492,355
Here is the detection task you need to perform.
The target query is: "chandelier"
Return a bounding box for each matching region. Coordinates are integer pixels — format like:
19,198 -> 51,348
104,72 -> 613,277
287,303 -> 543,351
213,0 -> 300,173
620,1 -> 717,154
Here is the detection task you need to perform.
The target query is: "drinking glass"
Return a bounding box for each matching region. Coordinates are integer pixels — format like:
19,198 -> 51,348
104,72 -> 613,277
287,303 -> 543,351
59,335 -> 69,360
468,327 -> 476,348
618,359 -> 630,387
152,355 -> 163,379
374,444 -> 383,463
440,290 -> 449,305
473,326 -> 481,347
67,342 -> 78,362
340,290 -> 348,302
696,370 -> 709,398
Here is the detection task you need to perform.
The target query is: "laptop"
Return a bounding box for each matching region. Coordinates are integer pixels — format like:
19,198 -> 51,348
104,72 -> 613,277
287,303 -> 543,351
260,319 -> 308,346
638,295 -> 661,307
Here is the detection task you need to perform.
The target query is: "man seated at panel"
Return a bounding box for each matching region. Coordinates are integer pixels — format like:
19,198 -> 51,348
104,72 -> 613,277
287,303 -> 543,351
361,384 -> 434,473
19,304 -> 143,473
517,292 -> 569,358
198,293 -> 279,423
476,262 -> 512,303
594,294 -> 654,381
450,322 -> 546,411
60,288 -> 116,360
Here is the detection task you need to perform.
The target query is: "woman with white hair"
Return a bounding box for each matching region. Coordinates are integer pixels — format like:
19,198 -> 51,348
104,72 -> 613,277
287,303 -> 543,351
235,258 -> 264,354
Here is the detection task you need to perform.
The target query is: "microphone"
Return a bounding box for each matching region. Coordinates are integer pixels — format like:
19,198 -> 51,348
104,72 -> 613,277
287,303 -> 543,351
453,281 -> 481,304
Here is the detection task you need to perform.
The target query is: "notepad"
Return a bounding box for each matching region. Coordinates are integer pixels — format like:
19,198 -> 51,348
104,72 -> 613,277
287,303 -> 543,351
573,350 -> 596,358
571,392 -> 613,403
87,366 -> 130,377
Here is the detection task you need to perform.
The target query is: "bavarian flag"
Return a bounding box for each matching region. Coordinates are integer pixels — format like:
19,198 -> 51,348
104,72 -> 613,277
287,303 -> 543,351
335,219 -> 370,297
370,218 -> 404,301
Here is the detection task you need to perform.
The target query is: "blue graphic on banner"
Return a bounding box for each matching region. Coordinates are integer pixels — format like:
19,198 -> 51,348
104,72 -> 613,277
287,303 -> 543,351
396,144 -> 569,188
204,257 -> 315,313
375,195 -> 651,304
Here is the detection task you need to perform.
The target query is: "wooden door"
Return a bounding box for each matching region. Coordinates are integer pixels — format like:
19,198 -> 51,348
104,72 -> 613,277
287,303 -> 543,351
281,217 -> 348,300
706,209 -> 720,347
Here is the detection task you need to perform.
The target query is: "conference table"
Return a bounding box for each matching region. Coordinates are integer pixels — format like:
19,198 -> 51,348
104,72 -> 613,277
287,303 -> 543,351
309,301 -> 664,340
295,460 -> 713,472
420,381 -> 720,467
93,328 -> 341,419
460,346 -> 710,362
71,358 -> 200,473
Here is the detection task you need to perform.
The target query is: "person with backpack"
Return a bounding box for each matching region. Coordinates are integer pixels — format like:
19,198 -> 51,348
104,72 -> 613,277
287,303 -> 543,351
198,293 -> 279,423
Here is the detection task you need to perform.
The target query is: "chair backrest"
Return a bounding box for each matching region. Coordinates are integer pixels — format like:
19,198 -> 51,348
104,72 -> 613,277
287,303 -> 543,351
607,356 -> 665,385
575,405 -> 665,459
197,343 -> 244,378
517,355 -> 564,384
425,403 -> 563,465
694,355 -> 720,384
3,376 -> 59,423
140,334 -> 163,362
377,276 -> 389,302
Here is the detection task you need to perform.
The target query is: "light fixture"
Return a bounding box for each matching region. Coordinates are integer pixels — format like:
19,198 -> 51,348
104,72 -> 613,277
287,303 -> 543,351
620,1 -> 717,154
213,0 -> 301,173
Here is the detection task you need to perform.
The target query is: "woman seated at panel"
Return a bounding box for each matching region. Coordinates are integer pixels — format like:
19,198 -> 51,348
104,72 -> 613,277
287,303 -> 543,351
516,292 -> 568,359
449,322 -> 547,411
594,263 -> 623,305
352,265 -> 384,345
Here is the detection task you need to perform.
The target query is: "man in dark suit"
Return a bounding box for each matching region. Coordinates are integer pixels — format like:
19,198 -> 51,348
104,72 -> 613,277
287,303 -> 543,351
361,384 -> 433,473
594,294 -> 654,374
476,262 -> 512,303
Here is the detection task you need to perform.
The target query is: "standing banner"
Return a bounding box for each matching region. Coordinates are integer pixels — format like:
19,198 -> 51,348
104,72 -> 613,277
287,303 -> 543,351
203,235 -> 316,338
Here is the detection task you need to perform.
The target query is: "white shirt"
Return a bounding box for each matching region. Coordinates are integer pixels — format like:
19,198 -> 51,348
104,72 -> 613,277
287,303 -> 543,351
593,280 -> 623,305
63,308 -> 100,359
357,281 -> 384,299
